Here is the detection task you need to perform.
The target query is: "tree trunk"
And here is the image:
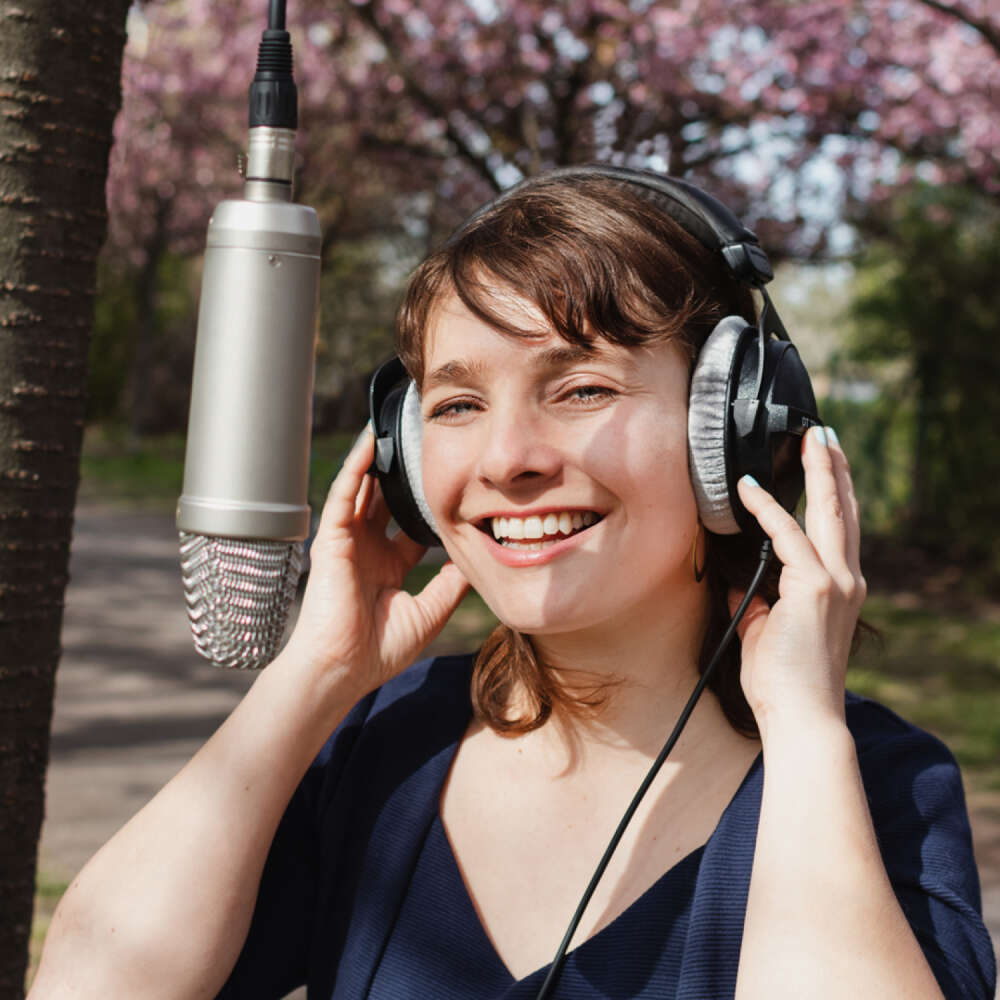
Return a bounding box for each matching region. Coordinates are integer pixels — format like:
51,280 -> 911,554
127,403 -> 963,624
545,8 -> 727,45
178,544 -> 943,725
0,2 -> 130,995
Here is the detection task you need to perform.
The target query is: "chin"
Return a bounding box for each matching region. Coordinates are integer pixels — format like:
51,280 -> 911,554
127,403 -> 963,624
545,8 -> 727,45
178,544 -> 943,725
478,590 -> 610,638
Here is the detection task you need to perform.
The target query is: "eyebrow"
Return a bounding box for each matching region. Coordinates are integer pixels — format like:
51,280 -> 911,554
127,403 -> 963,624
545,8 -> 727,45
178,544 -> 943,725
536,343 -> 600,367
423,359 -> 487,390
536,342 -> 641,377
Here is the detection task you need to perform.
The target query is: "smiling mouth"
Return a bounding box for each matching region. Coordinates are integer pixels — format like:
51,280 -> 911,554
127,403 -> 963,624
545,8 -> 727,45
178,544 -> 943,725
479,511 -> 602,550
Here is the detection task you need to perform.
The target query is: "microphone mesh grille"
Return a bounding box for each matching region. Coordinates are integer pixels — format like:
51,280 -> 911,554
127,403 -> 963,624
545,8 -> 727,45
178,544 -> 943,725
179,532 -> 304,669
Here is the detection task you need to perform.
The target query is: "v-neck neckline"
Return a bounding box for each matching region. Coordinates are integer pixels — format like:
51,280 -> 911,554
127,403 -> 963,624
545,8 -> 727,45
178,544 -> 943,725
430,813 -> 709,985
431,750 -> 764,985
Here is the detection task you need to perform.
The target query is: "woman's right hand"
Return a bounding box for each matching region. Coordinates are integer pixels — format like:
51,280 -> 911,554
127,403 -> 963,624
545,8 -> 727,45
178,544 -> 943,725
280,424 -> 469,698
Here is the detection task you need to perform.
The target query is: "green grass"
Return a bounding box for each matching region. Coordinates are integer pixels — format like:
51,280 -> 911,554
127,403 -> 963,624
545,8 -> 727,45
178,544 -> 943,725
78,426 -> 358,514
27,872 -> 69,990
847,595 -> 1000,784
77,426 -> 186,508
305,431 -> 364,511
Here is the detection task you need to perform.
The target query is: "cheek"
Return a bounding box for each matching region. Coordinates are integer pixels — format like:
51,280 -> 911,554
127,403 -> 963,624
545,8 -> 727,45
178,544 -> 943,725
598,408 -> 696,507
633,458 -> 699,528
610,423 -> 701,562
419,429 -> 467,524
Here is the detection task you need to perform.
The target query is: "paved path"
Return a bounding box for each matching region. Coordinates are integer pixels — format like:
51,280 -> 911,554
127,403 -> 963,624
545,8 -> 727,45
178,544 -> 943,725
39,505 -> 999,990
39,505 -> 256,878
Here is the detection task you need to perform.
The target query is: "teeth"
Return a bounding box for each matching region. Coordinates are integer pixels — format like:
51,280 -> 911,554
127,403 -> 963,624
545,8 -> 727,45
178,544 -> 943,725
489,510 -> 601,543
524,516 -> 543,539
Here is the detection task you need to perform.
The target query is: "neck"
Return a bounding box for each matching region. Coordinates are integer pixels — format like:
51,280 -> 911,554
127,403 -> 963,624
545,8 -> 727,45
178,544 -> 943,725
525,575 -> 714,756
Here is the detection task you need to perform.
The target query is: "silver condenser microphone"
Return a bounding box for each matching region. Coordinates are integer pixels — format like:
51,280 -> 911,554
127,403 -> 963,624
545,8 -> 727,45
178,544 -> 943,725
177,3 -> 320,668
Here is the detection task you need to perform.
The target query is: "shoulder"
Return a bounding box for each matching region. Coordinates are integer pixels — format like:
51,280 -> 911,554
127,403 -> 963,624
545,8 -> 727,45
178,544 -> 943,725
843,690 -> 972,862
845,689 -> 948,757
367,653 -> 477,720
308,652 -> 476,787
845,690 -> 956,770
844,690 -> 965,817
844,692 -> 997,997
220,654 -> 478,996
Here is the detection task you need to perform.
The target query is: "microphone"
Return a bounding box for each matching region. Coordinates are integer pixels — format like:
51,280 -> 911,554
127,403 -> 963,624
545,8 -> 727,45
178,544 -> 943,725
176,3 -> 321,669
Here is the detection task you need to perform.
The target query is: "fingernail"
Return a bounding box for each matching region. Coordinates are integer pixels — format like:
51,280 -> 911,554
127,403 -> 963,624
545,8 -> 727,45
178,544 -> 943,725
825,426 -> 840,447
740,474 -> 760,488
352,421 -> 373,448
812,425 -> 828,446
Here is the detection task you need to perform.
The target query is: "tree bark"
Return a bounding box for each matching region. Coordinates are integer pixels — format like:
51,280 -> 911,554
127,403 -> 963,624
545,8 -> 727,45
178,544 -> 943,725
0,1 -> 130,994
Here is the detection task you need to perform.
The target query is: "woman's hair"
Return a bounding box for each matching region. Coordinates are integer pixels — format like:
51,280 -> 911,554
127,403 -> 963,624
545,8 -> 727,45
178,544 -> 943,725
395,171 -> 845,737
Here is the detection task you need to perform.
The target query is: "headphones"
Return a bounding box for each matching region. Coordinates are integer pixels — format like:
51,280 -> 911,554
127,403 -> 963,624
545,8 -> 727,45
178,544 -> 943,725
368,164 -> 819,548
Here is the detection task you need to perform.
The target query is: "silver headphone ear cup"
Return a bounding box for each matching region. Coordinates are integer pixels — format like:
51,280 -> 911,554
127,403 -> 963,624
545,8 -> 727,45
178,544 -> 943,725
688,316 -> 748,535
399,381 -> 440,537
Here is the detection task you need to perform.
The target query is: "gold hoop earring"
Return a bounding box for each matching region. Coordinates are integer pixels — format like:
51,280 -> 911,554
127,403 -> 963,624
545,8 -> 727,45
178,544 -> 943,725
692,523 -> 707,583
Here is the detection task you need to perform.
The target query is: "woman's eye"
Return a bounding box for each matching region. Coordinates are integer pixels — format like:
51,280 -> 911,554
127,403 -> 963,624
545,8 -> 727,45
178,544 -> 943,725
565,384 -> 618,404
427,398 -> 481,421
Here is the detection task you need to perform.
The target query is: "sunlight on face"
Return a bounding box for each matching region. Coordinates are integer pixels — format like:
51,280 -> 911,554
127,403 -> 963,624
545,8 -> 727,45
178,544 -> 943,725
419,290 -> 703,645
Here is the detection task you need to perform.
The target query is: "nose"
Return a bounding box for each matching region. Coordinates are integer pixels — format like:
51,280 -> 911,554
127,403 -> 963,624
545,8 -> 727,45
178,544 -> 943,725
476,404 -> 562,490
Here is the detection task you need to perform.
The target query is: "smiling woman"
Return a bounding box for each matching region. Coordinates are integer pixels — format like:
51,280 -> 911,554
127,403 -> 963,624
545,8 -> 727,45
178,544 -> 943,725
29,169 -> 997,1000
417,296 -> 705,726
393,174 -> 794,742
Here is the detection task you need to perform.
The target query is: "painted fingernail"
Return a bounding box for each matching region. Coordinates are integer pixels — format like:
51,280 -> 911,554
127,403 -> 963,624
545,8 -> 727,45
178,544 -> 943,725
825,426 -> 840,447
740,474 -> 760,488
812,425 -> 828,446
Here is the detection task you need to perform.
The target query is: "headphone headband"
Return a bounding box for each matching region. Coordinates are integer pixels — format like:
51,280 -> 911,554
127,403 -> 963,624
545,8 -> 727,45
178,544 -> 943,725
459,164 -> 775,287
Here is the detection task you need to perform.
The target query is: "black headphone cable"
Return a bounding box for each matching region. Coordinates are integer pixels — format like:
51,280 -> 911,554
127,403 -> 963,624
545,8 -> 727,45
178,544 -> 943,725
533,537 -> 774,1000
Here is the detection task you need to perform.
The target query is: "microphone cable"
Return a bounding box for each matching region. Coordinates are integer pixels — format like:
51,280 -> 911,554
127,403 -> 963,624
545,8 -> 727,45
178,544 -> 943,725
533,537 -> 774,1000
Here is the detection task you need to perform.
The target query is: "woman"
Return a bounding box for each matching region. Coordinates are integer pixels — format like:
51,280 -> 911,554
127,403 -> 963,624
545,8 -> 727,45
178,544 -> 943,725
31,169 -> 995,999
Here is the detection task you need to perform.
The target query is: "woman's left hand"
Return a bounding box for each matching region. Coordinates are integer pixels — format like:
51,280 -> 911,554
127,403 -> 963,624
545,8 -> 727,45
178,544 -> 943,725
732,425 -> 867,734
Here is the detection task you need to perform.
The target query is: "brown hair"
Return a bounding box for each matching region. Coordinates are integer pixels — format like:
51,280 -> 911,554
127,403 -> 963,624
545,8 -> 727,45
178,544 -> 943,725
396,172 -> 812,737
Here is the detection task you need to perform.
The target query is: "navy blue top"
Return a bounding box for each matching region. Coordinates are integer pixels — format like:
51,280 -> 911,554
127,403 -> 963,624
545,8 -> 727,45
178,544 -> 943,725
219,655 -> 997,999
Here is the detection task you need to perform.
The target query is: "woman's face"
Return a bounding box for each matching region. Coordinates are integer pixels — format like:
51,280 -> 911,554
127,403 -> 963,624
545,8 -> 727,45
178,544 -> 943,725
419,290 -> 702,639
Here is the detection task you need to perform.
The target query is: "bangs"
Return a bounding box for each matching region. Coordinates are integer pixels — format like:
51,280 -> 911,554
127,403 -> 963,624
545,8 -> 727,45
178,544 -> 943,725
447,193 -> 696,350
396,178 -> 752,385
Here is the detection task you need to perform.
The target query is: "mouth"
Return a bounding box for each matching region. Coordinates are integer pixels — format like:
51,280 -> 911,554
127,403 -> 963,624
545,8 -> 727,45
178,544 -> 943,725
478,510 -> 603,550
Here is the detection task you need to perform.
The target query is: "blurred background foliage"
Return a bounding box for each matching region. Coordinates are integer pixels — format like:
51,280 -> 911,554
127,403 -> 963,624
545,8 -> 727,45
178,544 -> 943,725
846,185 -> 1000,585
79,0 -> 1000,755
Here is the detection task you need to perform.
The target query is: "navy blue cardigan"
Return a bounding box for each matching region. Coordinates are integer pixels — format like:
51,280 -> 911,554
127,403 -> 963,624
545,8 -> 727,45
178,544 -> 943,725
219,655 -> 996,999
